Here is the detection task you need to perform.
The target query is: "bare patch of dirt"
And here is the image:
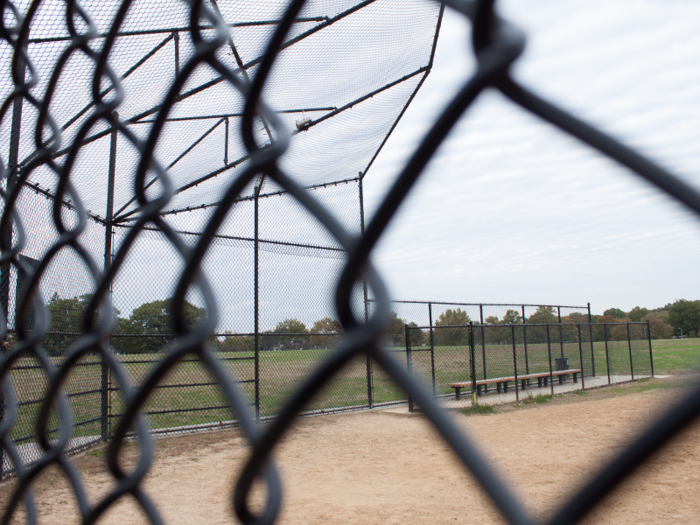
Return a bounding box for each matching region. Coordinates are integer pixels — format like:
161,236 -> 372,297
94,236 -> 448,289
1,376 -> 699,524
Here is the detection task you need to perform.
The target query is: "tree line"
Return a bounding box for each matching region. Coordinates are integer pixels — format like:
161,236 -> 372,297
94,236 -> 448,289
41,293 -> 346,354
38,293 -> 694,354
596,300 -> 696,340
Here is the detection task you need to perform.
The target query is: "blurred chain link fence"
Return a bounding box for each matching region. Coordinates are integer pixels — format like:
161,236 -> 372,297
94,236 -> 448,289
1,0 -> 699,524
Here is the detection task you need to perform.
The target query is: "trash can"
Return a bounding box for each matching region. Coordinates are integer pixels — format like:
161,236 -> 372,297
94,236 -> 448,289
555,357 -> 569,371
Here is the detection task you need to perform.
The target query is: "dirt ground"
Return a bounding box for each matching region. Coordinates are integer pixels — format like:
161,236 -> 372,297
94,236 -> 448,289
2,376 -> 700,524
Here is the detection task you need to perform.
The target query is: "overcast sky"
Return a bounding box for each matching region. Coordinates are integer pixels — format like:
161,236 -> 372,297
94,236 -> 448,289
363,0 -> 700,315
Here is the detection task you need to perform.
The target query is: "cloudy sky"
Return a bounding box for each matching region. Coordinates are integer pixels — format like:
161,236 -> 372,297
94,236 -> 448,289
363,0 -> 700,314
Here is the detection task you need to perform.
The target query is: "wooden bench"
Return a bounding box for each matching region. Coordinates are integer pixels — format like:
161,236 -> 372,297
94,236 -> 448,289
448,369 -> 582,400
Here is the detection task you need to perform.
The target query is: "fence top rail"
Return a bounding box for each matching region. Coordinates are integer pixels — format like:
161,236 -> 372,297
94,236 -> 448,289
408,321 -> 648,330
368,299 -> 589,309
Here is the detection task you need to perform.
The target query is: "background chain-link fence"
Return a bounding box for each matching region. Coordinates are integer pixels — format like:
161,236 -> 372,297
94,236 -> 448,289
404,321 -> 653,409
1,0 -> 700,524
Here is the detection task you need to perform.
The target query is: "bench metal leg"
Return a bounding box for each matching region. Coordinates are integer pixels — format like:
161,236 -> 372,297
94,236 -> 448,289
504,381 -> 509,393
544,377 -> 549,387
455,387 -> 461,400
573,372 -> 578,383
538,377 -> 543,388
559,375 -> 565,385
497,382 -> 502,394
521,379 -> 527,390
477,385 -> 482,397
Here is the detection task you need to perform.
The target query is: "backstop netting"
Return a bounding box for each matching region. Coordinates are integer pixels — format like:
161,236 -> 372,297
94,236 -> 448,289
0,0 -> 442,475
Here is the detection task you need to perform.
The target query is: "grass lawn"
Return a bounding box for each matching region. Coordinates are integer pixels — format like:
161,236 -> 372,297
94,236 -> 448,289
6,337 -> 698,448
644,338 -> 700,374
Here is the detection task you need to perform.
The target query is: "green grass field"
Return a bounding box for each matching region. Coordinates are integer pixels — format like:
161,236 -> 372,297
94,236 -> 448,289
6,338 -> 700,445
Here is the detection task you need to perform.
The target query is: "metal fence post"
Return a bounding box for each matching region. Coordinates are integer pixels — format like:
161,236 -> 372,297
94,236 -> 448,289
101,113 -> 118,441
511,325 -> 518,402
479,304 -> 487,383
647,319 -> 654,377
405,324 -> 413,412
604,323 -> 611,385
359,178 -> 373,408
627,323 -> 634,381
254,185 -> 260,419
428,302 -> 436,396
469,321 -> 476,404
588,302 -> 595,376
546,324 -> 554,395
522,305 -> 529,384
557,306 -> 564,357
577,324 -> 585,390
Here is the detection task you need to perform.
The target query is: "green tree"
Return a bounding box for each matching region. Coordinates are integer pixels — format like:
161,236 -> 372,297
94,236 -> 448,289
526,306 -> 557,324
563,312 -> 588,323
434,308 -> 471,346
642,313 -> 674,340
310,317 -> 342,334
310,317 -> 342,349
592,314 -> 620,341
382,311 -> 407,347
269,318 -> 309,350
274,319 -> 307,334
667,299 -> 700,337
113,298 -> 206,354
628,306 -> 650,322
218,331 -> 254,353
524,306 -> 557,343
603,308 -> 626,320
406,321 -> 426,346
502,309 -> 522,324
44,293 -> 93,354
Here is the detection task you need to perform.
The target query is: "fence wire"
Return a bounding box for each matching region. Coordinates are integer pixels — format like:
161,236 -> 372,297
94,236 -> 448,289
404,322 -> 652,410
0,1 -> 699,524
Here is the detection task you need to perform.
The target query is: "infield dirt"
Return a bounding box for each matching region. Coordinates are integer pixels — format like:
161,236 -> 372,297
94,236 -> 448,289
1,375 -> 699,524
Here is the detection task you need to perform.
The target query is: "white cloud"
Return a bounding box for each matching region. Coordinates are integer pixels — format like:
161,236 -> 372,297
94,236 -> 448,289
363,1 -> 700,313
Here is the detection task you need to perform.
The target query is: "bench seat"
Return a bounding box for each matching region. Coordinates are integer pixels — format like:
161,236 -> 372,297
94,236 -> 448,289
447,369 -> 582,399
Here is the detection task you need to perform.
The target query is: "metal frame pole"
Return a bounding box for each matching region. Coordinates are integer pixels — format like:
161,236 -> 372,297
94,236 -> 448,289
546,324 -> 554,396
224,116 -> 229,165
604,323 -> 611,385
479,304 -> 486,387
469,322 -> 476,404
647,320 -> 654,377
173,31 -> 180,76
359,178 -> 372,407
405,324 -> 413,412
254,185 -> 260,419
577,324 -> 585,390
588,302 -> 595,376
511,325 -> 518,402
428,302 -> 436,396
101,113 -> 118,441
522,305 -> 529,382
557,306 -> 564,357
627,323 -> 635,381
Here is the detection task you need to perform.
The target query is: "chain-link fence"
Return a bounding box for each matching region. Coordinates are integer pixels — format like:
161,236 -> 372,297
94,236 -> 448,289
2,0 -> 700,524
5,316 -> 653,478
404,321 -> 653,409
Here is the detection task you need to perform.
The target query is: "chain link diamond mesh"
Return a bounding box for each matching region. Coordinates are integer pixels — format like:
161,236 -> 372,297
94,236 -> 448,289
1,1 -> 699,524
